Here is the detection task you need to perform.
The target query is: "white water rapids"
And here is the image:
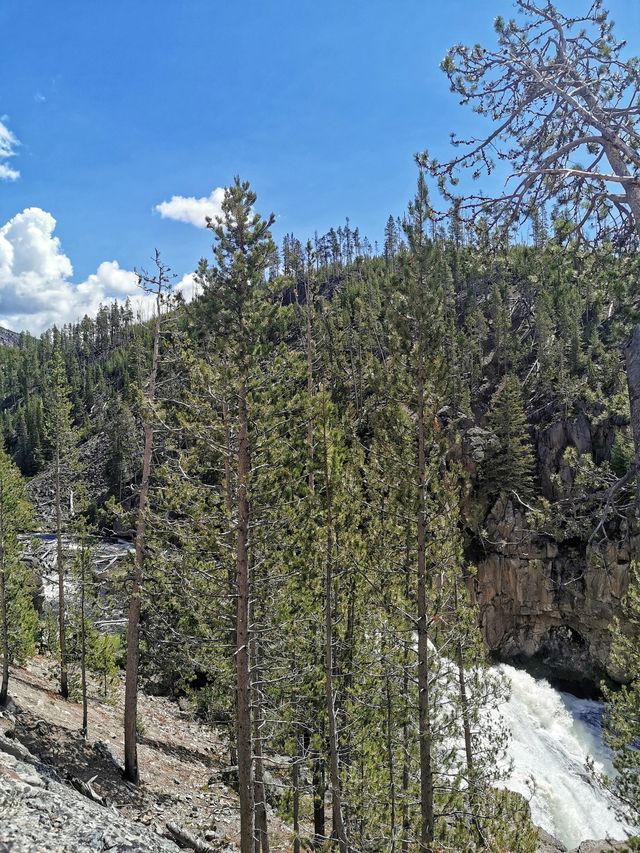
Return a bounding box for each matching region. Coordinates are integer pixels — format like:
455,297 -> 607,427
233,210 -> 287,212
497,663 -> 634,848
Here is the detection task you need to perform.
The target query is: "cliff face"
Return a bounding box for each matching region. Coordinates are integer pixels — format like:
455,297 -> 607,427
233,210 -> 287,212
463,407 -> 636,686
0,325 -> 19,347
476,494 -> 633,684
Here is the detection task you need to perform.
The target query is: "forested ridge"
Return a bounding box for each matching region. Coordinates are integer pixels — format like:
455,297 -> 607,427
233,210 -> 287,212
0,174 -> 637,849
2,1 -> 640,851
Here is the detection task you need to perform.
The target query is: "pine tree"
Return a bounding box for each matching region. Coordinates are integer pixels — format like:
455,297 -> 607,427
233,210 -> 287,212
483,374 -> 535,501
200,177 -> 276,853
0,447 -> 36,705
601,562 -> 640,824
45,341 -> 74,699
124,251 -> 173,785
105,396 -> 138,501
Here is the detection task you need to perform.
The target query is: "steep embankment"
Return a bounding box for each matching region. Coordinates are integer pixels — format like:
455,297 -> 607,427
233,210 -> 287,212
0,658 -> 295,852
0,729 -> 179,853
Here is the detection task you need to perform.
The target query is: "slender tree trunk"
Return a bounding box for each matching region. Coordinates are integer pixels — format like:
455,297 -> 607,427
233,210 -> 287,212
55,444 -> 68,700
400,663 -> 410,853
124,274 -> 163,785
304,274 -> 315,494
416,355 -> 434,851
321,400 -> 348,853
223,394 -> 239,768
292,739 -> 301,853
313,750 -> 326,846
306,272 -> 327,851
384,642 -> 397,852
250,594 -> 269,853
625,325 -> 640,506
401,536 -> 412,853
80,540 -> 88,739
0,482 -> 8,706
237,379 -> 255,853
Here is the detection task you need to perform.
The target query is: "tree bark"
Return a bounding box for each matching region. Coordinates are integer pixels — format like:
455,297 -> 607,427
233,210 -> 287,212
0,481 -> 8,706
416,355 -> 434,851
292,744 -> 301,853
223,394 -> 239,769
313,751 -> 326,846
236,379 -> 255,853
384,643 -> 397,851
321,399 -> 348,853
80,539 -> 88,739
625,325 -> 640,507
123,272 -> 162,785
250,597 -> 269,853
55,444 -> 68,700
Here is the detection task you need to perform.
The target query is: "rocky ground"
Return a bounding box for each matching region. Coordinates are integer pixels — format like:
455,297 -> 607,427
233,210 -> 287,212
0,657 -> 295,852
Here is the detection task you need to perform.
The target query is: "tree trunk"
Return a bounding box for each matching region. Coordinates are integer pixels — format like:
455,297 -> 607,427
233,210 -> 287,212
223,394 -> 239,769
400,531 -> 412,853
625,325 -> 640,506
292,743 -> 301,853
384,649 -> 397,851
0,482 -> 8,706
313,750 -> 326,846
55,445 -> 68,700
250,595 -> 269,853
124,273 -> 163,785
236,379 -> 255,853
321,400 -> 348,853
416,355 -> 434,851
80,540 -> 88,739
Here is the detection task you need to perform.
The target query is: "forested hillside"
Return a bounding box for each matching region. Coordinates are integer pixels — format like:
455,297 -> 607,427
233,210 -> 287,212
2,1 -> 640,851
0,170 -> 638,850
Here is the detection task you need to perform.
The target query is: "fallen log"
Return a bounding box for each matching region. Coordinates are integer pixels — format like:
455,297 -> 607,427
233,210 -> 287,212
68,774 -> 108,807
166,821 -> 218,853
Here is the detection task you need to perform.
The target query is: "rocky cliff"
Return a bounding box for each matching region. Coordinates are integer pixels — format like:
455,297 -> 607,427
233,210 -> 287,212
476,494 -> 633,685
467,408 -> 637,687
0,325 -> 19,347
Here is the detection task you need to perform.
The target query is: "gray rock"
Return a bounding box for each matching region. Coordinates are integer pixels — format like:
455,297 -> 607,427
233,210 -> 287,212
0,731 -> 179,852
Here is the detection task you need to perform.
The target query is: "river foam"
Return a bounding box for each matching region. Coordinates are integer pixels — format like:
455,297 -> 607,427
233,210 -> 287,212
497,663 -> 633,848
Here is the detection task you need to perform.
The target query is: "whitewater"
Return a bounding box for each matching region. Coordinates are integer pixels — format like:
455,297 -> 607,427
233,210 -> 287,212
498,664 -> 634,848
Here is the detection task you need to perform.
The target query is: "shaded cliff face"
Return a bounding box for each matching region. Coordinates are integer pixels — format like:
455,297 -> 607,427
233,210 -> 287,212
476,494 -> 634,685
453,400 -> 637,688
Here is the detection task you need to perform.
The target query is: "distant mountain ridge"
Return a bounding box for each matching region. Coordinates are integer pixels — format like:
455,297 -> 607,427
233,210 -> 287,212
0,326 -> 19,347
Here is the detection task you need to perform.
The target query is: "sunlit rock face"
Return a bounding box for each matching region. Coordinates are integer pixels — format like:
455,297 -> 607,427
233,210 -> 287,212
477,494 -> 634,685
0,325 -> 18,346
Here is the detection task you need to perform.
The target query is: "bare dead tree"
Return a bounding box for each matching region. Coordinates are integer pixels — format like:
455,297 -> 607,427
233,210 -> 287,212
123,250 -> 174,784
425,0 -> 640,497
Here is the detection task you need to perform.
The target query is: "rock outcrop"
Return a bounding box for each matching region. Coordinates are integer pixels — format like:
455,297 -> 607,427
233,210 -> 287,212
454,400 -> 637,686
0,729 -> 179,852
477,494 -> 634,684
0,325 -> 19,347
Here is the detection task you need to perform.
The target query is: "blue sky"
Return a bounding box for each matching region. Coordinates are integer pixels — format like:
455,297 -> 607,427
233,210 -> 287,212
0,0 -> 638,332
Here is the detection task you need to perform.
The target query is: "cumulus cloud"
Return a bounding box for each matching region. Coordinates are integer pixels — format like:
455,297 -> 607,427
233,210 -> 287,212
175,272 -> 201,302
154,187 -> 225,228
0,208 -> 148,335
0,119 -> 20,181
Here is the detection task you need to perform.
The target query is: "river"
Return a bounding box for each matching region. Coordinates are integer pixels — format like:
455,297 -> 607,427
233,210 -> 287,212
498,663 -> 634,848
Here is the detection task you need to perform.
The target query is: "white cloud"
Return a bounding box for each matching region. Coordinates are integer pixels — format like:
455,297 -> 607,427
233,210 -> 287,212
0,208 -> 147,335
176,272 -> 200,302
0,119 -> 20,181
0,208 -> 201,335
154,187 -> 225,228
80,260 -> 138,296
